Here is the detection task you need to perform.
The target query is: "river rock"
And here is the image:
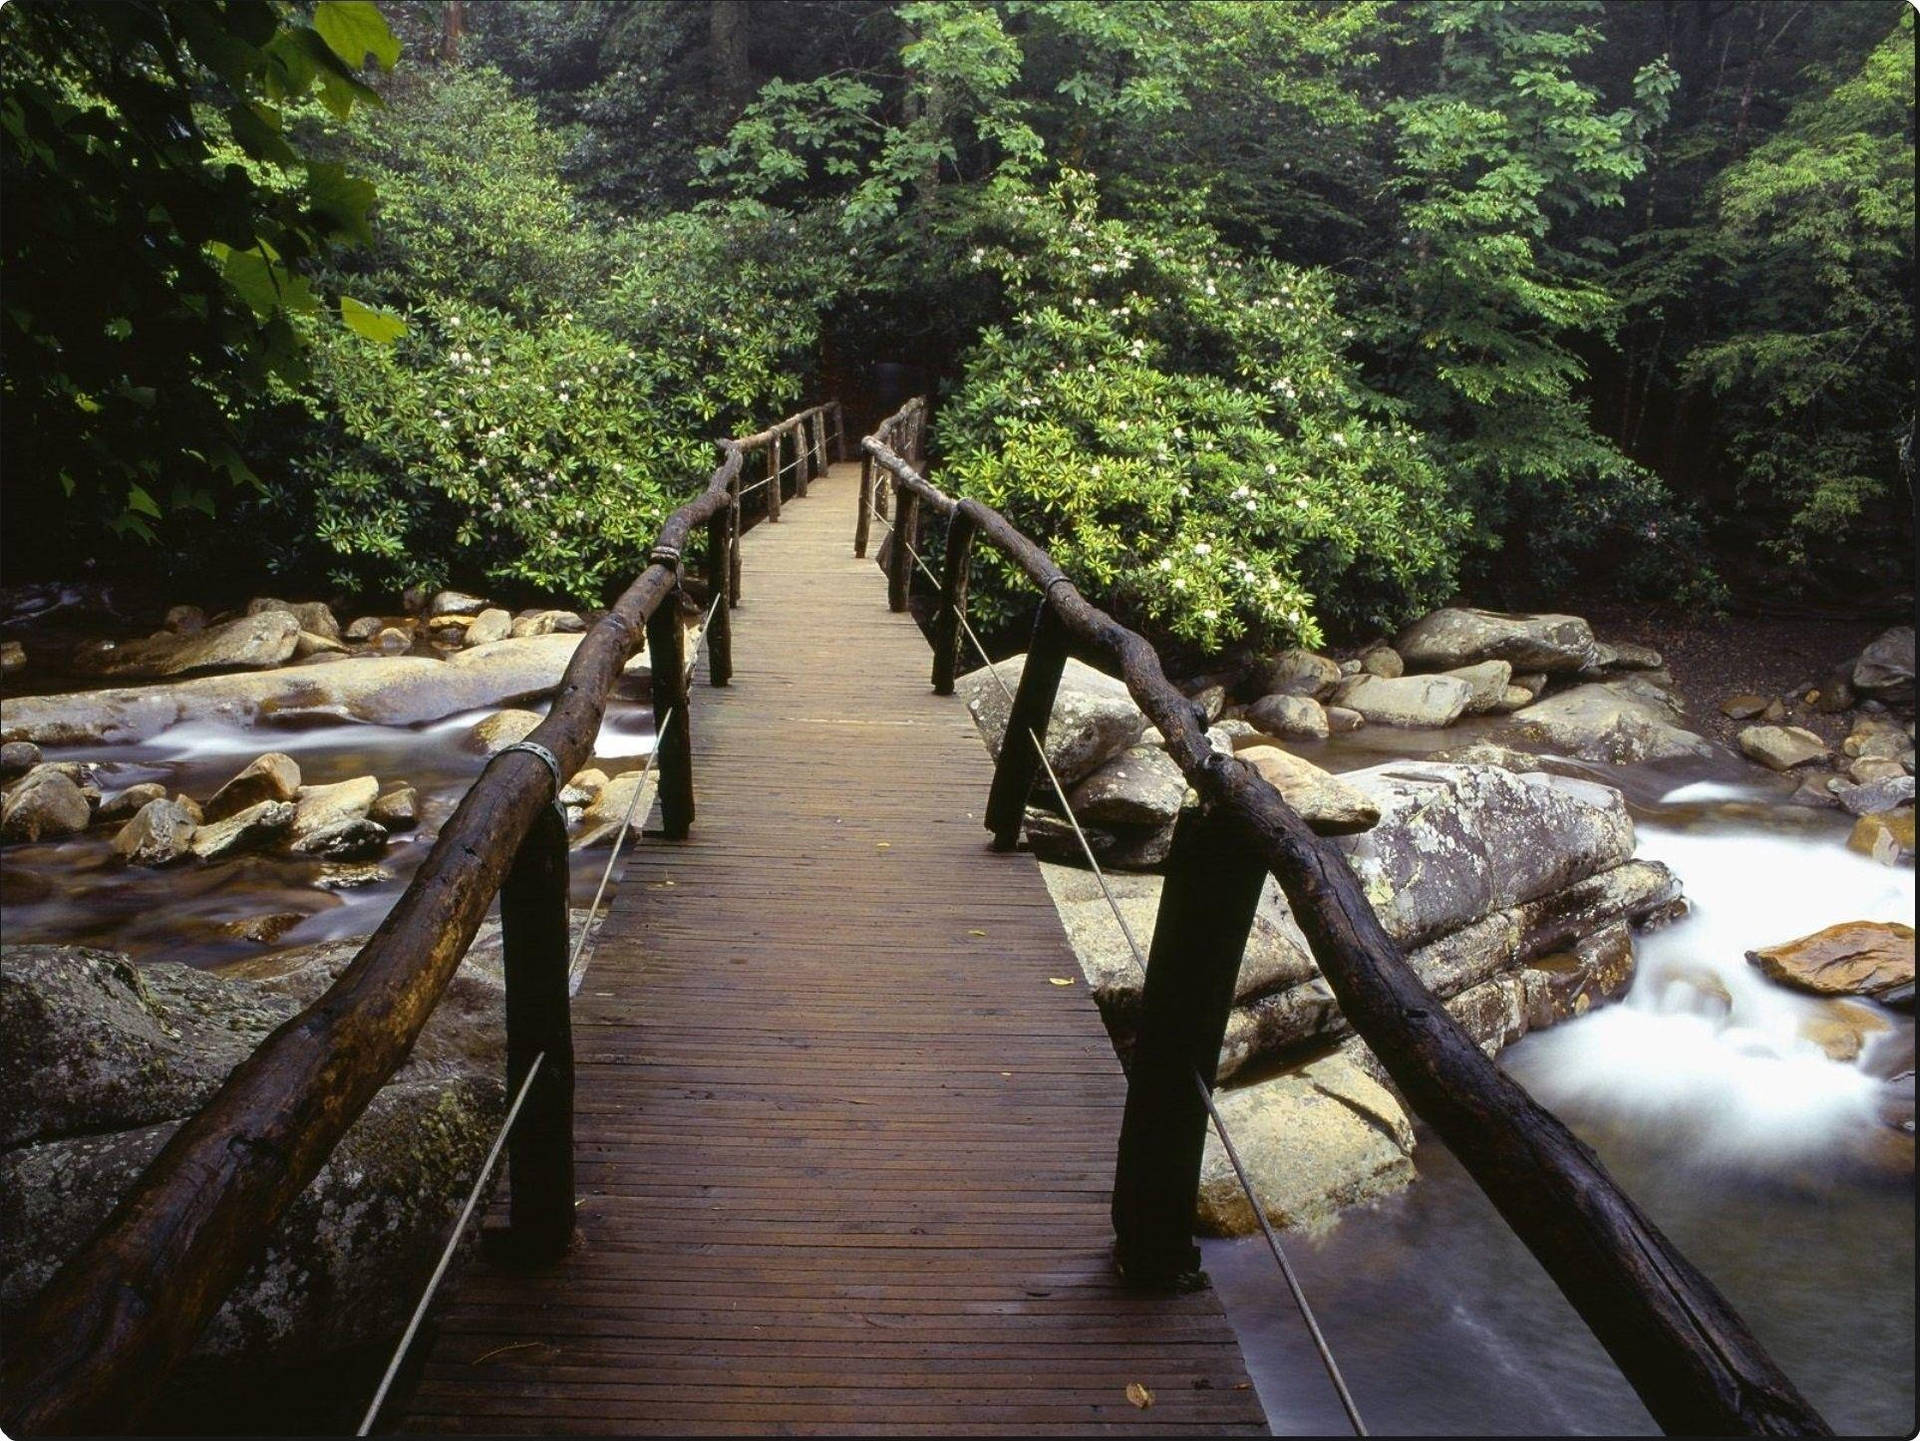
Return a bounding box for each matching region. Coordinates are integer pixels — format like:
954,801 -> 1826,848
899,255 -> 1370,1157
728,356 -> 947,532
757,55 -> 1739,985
1325,706 -> 1363,733
344,616 -> 385,642
1847,810 -> 1916,866
219,912 -> 309,945
287,776 -> 379,846
204,752 -> 301,822
1835,775 -> 1915,816
1190,684 -> 1228,723
574,770 -> 654,848
1359,645 -> 1404,679
1235,746 -> 1379,836
559,769 -> 608,809
109,799 -> 197,866
1738,725 -> 1829,771
1852,626 -> 1915,699
1789,773 -> 1843,808
1800,1000 -> 1891,1064
1249,649 -> 1340,699
1068,745 -> 1187,828
1747,922 -> 1913,1003
1,769 -> 92,843
0,741 -> 39,780
1843,716 -> 1912,762
1510,682 -> 1712,764
289,817 -> 389,860
162,605 -> 206,633
1395,607 -> 1600,673
189,800 -> 296,861
428,590 -> 489,619
1,634 -> 592,746
1246,693 -> 1329,741
96,782 -> 168,825
959,655 -> 1147,788
1331,673 -> 1471,728
1848,756 -> 1908,784
292,630 -> 346,659
1606,642 -> 1664,671
374,626 -> 411,655
1195,1054 -> 1415,1236
72,610 -> 302,681
1445,659 -> 1514,714
369,784 -> 419,830
469,708 -> 543,754
510,609 -> 587,638
465,608 -> 512,647
0,935 -> 510,1364
1720,694 -> 1770,720
0,641 -> 22,677
246,598 -> 341,642
1022,809 -> 1175,871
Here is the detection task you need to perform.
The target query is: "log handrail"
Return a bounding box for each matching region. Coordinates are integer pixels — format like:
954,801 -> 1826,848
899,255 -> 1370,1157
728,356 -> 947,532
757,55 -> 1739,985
0,400 -> 841,1438
858,402 -> 1830,1438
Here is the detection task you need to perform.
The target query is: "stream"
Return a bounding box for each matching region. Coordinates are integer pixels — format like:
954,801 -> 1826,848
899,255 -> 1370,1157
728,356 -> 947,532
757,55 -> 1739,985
1206,767 -> 1915,1436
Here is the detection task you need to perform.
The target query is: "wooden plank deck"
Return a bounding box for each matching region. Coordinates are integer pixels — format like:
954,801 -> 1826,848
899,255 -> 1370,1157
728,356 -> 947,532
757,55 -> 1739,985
401,463 -> 1268,1435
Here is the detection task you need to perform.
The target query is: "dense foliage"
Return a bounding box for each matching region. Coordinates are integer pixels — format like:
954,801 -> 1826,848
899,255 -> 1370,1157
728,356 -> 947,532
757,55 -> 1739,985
2,0 -> 1909,637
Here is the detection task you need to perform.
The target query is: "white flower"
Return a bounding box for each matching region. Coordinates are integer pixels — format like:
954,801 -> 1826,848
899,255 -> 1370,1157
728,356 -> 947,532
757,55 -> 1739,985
1158,558 -> 1173,571
1172,577 -> 1187,590
1193,542 -> 1212,556
1296,497 -> 1309,510
1201,609 -> 1218,622
1245,500 -> 1257,512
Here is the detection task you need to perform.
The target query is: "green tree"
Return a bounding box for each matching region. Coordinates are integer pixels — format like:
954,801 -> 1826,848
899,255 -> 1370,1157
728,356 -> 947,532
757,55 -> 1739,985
0,0 -> 399,571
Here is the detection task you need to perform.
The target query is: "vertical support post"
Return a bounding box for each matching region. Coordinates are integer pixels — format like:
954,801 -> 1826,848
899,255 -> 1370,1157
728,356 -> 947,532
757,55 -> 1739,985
984,598 -> 1070,850
887,479 -> 919,613
855,449 -> 874,558
500,800 -> 575,1262
814,410 -> 829,472
728,464 -> 743,605
1111,803 -> 1267,1287
647,592 -> 694,839
795,421 -> 811,498
706,507 -> 732,687
931,510 -> 977,695
766,429 -> 783,522
832,402 -> 847,462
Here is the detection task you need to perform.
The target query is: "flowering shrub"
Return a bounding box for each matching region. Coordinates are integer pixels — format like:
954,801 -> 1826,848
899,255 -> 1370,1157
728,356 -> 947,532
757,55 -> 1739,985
940,173 -> 1467,650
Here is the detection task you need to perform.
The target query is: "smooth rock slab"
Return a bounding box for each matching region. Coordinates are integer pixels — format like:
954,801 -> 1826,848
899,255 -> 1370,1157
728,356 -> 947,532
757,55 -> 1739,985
1510,682 -> 1712,764
72,610 -> 301,680
1331,673 -> 1471,728
1395,607 -> 1600,673
1196,1054 -> 1415,1235
1747,921 -> 1914,1003
1068,745 -> 1187,827
1234,746 -> 1379,836
1738,724 -> 1829,771
959,654 -> 1147,788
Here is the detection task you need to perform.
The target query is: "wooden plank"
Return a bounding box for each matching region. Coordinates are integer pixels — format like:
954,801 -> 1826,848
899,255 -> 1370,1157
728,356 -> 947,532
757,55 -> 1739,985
398,463 -> 1265,1436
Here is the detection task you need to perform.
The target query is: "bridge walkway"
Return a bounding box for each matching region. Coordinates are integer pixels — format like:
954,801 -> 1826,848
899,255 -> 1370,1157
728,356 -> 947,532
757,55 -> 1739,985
401,462 -> 1268,1435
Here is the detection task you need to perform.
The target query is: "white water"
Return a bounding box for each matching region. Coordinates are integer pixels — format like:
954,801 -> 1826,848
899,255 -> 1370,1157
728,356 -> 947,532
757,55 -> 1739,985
1517,818 -> 1912,1164
142,702 -> 658,762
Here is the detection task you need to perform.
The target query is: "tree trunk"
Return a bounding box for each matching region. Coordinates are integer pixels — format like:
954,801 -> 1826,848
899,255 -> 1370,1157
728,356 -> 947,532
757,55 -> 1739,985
709,0 -> 753,114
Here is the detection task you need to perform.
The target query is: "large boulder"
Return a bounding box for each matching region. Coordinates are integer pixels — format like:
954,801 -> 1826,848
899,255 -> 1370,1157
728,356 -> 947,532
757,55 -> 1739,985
1331,762 -> 1637,947
71,611 -> 301,680
468,708 -> 543,754
189,799 -> 296,861
1445,659 -> 1514,714
1746,922 -> 1913,1004
1509,682 -> 1713,764
110,798 -> 197,866
1068,745 -> 1187,828
1394,607 -> 1601,673
1330,673 -> 1472,728
286,777 -> 380,854
959,655 -> 1147,787
464,608 -> 513,647
2,634 -> 593,746
245,598 -> 341,642
1852,626 -> 1915,699
204,752 -> 301,822
1,769 -> 91,843
1248,649 -> 1341,700
1196,1054 -> 1415,1236
0,934 -> 511,1363
1234,746 -> 1380,836
1246,693 -> 1330,741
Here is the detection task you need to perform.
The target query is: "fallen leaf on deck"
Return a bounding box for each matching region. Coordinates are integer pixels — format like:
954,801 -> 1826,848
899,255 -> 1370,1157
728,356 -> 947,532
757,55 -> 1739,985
875,841 -> 891,849
968,929 -> 987,937
1048,976 -> 1075,986
1126,1382 -> 1154,1409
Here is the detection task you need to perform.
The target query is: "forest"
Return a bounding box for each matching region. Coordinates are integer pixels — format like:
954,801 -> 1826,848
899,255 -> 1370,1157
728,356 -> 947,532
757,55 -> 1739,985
3,0 -> 1912,657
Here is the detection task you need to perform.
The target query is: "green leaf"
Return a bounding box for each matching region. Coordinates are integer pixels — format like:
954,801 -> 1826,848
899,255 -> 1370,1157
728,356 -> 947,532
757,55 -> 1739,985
341,296 -> 406,344
311,1 -> 401,72
126,484 -> 162,519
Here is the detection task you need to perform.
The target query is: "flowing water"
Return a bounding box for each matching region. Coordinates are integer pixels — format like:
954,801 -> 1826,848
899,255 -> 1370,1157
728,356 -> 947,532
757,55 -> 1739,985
1206,769 -> 1915,1436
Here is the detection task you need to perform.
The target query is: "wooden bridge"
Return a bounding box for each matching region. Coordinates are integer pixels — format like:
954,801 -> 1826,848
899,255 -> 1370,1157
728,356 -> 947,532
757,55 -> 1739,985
1,399 -> 1831,1439
401,458 -> 1267,1434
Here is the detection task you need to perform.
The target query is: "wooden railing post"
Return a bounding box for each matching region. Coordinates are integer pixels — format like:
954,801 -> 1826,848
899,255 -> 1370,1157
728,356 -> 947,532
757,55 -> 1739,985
931,511 -> 977,695
706,506 -> 733,687
831,401 -> 847,462
815,410 -> 830,472
646,586 -> 694,839
728,464 -> 743,605
887,478 -> 919,613
1111,803 -> 1266,1287
767,429 -> 783,522
983,597 -> 1069,850
855,449 -> 874,558
795,421 -> 811,498
499,800 -> 575,1263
